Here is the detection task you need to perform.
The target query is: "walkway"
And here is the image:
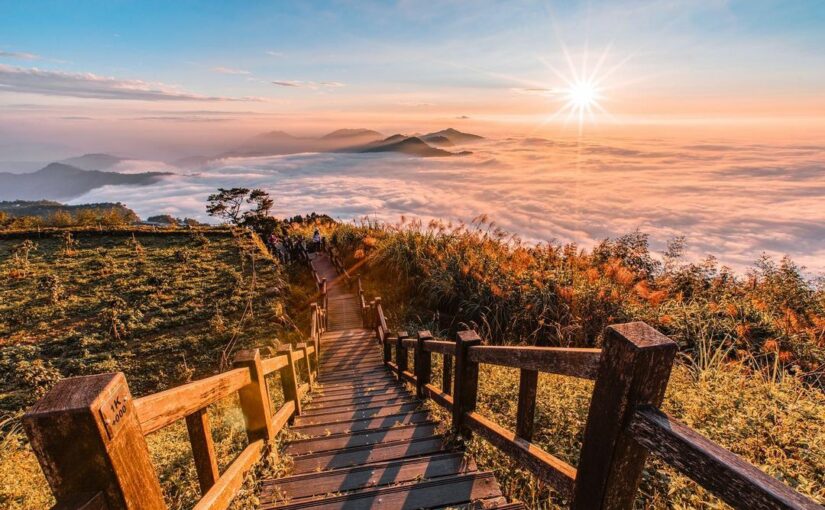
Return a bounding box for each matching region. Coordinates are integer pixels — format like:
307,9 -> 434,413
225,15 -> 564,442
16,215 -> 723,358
258,252 -> 521,509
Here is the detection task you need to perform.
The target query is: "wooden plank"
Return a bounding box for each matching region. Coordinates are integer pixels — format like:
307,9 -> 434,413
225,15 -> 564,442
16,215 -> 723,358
290,435 -> 446,473
573,322 -> 677,510
424,383 -> 455,411
301,396 -> 415,417
260,452 -> 476,502
192,439 -> 265,510
515,369 -> 538,441
305,392 -> 413,411
134,368 -> 251,434
629,406 -> 823,510
313,382 -> 402,398
465,411 -> 576,498
292,411 -> 431,437
415,331 -> 433,399
467,345 -> 602,380
24,373 -> 166,510
260,471 -> 501,510
292,402 -> 423,427
272,400 -> 296,435
308,386 -> 409,405
285,423 -> 438,455
261,355 -> 289,376
277,345 -> 303,418
422,340 -> 456,355
185,408 -> 220,495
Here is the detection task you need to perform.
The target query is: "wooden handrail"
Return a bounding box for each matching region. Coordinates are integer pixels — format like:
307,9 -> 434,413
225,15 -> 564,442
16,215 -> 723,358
135,368 -> 252,434
364,290 -> 823,510
467,345 -> 602,380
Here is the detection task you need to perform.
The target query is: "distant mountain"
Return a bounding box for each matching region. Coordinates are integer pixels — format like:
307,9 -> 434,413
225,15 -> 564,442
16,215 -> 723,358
0,163 -> 171,201
60,153 -> 126,171
172,155 -> 213,169
321,129 -> 383,141
0,200 -> 138,220
422,128 -> 483,144
356,136 -> 456,157
421,135 -> 454,147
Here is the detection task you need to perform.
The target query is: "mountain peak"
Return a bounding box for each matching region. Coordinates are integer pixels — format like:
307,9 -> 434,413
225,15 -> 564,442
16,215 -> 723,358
321,128 -> 383,140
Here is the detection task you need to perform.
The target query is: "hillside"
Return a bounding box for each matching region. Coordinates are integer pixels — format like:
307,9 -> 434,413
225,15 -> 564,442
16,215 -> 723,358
0,200 -> 137,220
355,136 -> 458,157
0,163 -> 170,201
59,153 -> 126,171
0,228 -> 306,508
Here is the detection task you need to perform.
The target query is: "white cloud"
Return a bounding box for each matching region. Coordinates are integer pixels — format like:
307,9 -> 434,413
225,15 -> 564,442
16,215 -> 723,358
0,64 -> 259,101
266,51 -> 285,57
0,51 -> 41,60
211,66 -> 251,75
71,137 -> 825,274
271,80 -> 345,89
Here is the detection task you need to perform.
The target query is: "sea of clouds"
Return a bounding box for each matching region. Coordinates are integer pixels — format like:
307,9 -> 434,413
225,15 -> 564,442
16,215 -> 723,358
71,137 -> 825,274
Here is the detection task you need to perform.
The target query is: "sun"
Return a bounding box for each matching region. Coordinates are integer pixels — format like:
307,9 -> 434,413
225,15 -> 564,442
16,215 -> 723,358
566,80 -> 600,110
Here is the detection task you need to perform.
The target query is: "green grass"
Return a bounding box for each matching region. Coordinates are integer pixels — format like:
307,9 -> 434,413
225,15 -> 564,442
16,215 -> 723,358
0,228 -> 302,509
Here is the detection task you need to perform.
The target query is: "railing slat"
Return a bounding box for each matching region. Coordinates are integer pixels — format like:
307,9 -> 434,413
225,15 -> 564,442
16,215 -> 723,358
468,345 -> 602,380
516,368 -> 538,441
135,368 -> 252,434
261,354 -> 289,376
422,340 -> 456,355
186,408 -> 220,495
630,406 -> 823,510
464,411 -> 576,498
191,439 -> 265,510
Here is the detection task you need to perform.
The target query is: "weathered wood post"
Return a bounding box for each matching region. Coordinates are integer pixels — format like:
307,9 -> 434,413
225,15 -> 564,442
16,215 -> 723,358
233,348 -> 275,442
572,322 -> 677,509
23,373 -> 166,509
277,344 -> 302,418
185,408 -> 220,494
415,330 -> 434,398
296,342 -> 314,391
396,330 -> 409,380
383,331 -> 393,365
452,330 -> 482,437
310,303 -> 321,360
442,351 -> 453,395
515,368 -> 538,441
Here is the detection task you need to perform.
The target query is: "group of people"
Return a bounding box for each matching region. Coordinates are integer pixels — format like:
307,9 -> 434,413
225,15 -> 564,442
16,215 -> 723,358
266,228 -> 323,263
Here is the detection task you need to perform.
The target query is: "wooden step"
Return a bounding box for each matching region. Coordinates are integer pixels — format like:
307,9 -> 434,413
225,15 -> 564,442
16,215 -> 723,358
291,411 -> 431,437
260,452 -> 476,502
292,403 -> 423,427
290,435 -> 446,473
313,382 -> 402,398
285,422 -> 438,455
305,389 -> 412,409
260,471 -> 502,509
301,396 -> 416,416
307,387 -> 409,405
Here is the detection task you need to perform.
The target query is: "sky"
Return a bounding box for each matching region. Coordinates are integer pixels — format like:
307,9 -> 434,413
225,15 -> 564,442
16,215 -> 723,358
2,0 -> 825,159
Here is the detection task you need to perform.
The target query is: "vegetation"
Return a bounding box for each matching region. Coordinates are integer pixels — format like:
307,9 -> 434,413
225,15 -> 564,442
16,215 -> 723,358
0,200 -> 140,229
316,216 -> 825,508
0,228 -> 304,509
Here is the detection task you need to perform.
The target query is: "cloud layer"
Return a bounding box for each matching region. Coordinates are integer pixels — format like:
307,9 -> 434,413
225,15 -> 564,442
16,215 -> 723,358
0,64 -> 256,101
72,137 -> 825,273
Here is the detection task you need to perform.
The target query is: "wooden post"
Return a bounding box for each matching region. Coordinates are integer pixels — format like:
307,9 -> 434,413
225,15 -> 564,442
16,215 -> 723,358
383,332 -> 393,365
515,369 -> 538,441
296,342 -> 313,391
443,352 -> 453,395
452,330 -> 482,437
23,373 -> 166,510
233,348 -> 275,442
185,408 -> 220,494
396,330 -> 409,380
277,345 -> 302,418
415,331 -> 434,399
572,322 -> 677,510
310,303 -> 321,360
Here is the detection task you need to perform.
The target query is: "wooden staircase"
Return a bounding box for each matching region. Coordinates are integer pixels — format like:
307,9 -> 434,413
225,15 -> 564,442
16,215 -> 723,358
259,253 -> 521,509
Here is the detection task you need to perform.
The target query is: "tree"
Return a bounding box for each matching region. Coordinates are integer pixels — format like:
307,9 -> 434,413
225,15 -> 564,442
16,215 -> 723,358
205,188 -> 275,231
206,188 -> 250,225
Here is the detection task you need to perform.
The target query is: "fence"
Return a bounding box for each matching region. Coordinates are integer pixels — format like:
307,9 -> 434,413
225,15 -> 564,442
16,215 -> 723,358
366,300 -> 823,510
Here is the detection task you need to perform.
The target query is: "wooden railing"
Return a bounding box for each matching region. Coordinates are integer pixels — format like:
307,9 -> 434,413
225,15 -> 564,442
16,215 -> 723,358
369,301 -> 823,509
24,330 -> 320,509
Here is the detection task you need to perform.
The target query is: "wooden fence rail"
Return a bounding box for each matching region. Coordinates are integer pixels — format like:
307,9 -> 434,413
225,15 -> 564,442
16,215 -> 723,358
24,326 -> 321,510
369,294 -> 823,509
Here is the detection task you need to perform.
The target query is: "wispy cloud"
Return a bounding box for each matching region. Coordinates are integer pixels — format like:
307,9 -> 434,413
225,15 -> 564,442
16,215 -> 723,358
266,50 -> 285,57
0,50 -> 41,60
0,64 -> 260,101
211,66 -> 251,75
271,80 -> 345,89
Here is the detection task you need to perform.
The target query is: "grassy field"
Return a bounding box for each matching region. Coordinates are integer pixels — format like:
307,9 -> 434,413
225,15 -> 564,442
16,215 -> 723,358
0,228 -> 304,509
319,217 -> 825,508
